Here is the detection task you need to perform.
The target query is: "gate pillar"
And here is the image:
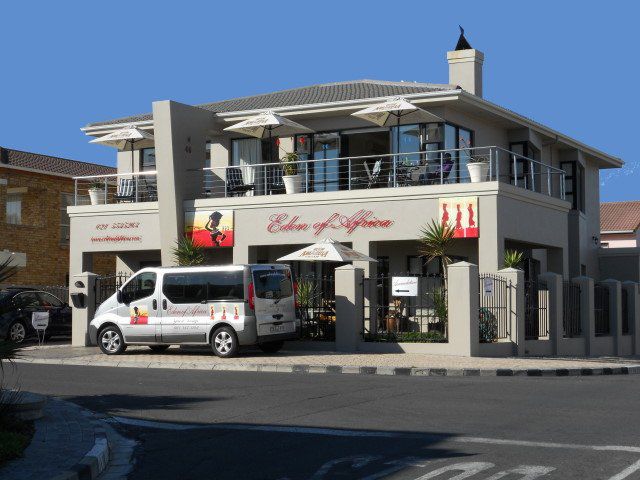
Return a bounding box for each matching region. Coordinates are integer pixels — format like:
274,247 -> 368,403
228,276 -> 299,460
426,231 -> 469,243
71,272 -> 98,347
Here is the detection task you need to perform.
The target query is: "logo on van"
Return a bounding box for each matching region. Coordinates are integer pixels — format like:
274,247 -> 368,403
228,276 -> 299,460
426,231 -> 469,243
130,306 -> 148,325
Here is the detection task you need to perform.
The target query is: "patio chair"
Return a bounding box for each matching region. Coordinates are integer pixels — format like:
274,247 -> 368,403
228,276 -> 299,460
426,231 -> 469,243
420,156 -> 455,185
352,159 -> 383,189
140,177 -> 158,201
113,178 -> 135,202
266,167 -> 286,195
226,167 -> 255,197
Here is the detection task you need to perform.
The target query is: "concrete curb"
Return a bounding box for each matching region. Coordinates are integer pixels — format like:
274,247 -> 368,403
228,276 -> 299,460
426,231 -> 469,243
16,357 -> 640,378
50,425 -> 111,480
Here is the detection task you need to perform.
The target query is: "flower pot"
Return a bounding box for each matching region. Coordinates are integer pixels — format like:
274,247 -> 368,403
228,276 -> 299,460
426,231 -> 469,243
467,162 -> 489,183
283,174 -> 302,194
89,188 -> 106,205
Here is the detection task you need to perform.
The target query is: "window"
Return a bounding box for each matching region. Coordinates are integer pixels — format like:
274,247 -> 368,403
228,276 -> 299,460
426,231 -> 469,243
163,271 -> 245,304
13,292 -> 40,309
443,123 -> 474,183
37,292 -> 65,308
204,142 -> 213,195
510,142 -> 540,192
60,193 -> 74,245
252,269 -> 293,300
121,272 -> 157,304
6,193 -> 21,224
140,148 -> 156,171
391,124 -> 421,166
560,161 -> 585,212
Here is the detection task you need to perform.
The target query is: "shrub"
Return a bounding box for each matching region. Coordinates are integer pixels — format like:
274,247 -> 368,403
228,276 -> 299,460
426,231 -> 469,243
478,307 -> 498,343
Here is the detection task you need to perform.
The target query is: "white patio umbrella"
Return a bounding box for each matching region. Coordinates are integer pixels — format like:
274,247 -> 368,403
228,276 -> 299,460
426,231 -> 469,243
90,125 -> 155,171
277,238 -> 377,262
223,111 -> 313,162
352,97 -> 444,164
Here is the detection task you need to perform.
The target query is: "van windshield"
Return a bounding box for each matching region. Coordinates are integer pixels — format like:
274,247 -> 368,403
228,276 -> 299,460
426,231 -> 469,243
252,269 -> 293,300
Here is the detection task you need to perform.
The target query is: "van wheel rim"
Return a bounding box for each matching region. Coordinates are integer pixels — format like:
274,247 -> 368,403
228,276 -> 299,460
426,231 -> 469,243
9,323 -> 25,342
215,332 -> 232,354
101,331 -> 121,352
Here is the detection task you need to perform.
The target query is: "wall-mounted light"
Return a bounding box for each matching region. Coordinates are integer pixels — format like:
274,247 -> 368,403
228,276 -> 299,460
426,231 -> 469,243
74,280 -> 85,288
592,236 -> 600,246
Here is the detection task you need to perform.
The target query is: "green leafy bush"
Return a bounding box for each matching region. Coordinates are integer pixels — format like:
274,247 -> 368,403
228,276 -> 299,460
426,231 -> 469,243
478,307 -> 498,343
367,331 -> 447,343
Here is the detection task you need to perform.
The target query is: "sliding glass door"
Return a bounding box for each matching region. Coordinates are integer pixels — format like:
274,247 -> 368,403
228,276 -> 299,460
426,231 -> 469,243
313,133 -> 340,192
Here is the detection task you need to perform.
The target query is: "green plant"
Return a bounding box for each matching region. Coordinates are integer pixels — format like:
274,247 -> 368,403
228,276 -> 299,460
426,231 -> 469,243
88,181 -> 104,190
281,152 -> 299,176
418,219 -> 455,289
478,307 -> 498,343
503,249 -> 523,269
366,331 -> 447,343
432,287 -> 448,327
296,279 -> 318,308
172,235 -> 205,266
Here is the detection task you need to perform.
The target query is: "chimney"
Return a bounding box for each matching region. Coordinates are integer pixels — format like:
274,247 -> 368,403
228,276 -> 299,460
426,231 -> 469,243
0,147 -> 8,164
447,26 -> 484,97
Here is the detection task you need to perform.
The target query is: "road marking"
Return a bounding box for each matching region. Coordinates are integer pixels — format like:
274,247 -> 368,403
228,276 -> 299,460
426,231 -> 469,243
609,459 -> 640,480
109,416 -> 640,457
415,462 -> 495,479
309,455 -> 381,480
484,465 -> 555,479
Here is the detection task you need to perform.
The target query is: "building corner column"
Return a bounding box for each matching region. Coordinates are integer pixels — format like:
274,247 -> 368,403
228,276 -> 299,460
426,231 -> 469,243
447,261 -> 479,356
334,265 -> 364,352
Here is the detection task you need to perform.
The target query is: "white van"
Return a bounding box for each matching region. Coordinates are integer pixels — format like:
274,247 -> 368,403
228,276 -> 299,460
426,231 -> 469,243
89,264 -> 299,358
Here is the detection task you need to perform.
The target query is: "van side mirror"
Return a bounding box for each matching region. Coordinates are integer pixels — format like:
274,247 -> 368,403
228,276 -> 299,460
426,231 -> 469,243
116,289 -> 123,304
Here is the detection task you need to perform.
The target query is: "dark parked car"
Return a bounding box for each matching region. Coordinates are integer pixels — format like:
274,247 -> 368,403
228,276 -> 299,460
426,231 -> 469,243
0,288 -> 72,343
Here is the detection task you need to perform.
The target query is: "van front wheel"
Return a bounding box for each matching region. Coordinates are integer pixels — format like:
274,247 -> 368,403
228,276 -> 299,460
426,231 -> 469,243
259,341 -> 284,354
211,327 -> 238,358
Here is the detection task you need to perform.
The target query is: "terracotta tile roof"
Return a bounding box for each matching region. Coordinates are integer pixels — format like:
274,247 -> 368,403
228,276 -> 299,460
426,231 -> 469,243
86,79 -> 458,127
600,201 -> 640,232
0,147 -> 115,178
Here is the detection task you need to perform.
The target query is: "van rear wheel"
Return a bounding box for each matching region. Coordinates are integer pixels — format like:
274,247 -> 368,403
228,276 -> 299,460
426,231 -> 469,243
211,327 -> 238,358
259,341 -> 284,354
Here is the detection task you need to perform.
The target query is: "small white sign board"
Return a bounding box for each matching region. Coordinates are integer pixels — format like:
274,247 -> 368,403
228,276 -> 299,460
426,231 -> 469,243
483,277 -> 494,296
31,311 -> 49,331
391,276 -> 419,297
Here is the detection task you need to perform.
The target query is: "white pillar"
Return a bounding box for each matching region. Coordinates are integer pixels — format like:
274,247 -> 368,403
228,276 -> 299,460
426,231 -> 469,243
334,265 -> 364,352
573,276 -> 594,356
70,272 -> 98,347
539,272 -> 563,355
622,281 -> 640,354
447,261 -> 479,356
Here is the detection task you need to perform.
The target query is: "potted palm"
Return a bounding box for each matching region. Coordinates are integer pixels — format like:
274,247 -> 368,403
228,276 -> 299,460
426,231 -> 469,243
281,152 -> 301,194
88,181 -> 106,205
467,156 -> 490,183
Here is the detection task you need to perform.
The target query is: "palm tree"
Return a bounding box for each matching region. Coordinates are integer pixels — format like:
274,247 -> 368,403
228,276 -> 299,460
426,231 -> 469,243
172,235 -> 205,266
0,256 -> 18,284
418,219 -> 455,289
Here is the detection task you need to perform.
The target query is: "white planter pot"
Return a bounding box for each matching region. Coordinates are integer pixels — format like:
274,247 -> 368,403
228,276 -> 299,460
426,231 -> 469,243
283,174 -> 302,194
89,188 -> 106,205
467,163 -> 489,183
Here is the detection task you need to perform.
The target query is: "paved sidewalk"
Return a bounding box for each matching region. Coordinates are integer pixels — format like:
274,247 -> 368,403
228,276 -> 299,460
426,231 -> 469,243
15,343 -> 640,377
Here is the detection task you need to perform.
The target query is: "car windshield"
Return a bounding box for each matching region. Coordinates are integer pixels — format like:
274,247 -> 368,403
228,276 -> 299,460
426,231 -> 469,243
252,269 -> 293,300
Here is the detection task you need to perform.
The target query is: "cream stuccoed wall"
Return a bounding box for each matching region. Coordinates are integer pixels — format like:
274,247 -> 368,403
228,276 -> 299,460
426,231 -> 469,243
152,100 -> 218,266
601,233 -> 639,248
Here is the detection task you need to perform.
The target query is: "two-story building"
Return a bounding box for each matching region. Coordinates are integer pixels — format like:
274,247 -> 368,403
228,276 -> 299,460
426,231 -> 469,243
70,35 -> 622,295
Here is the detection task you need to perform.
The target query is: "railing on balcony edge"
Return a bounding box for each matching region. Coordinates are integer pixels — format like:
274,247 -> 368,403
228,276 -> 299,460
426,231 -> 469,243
73,171 -> 158,206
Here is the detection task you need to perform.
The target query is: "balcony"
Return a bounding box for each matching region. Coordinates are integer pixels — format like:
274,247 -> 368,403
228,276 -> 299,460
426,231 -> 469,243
202,146 -> 566,201
73,171 -> 157,206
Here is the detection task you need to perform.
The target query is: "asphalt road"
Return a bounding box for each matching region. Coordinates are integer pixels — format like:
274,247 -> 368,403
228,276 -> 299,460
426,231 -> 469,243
7,363 -> 640,479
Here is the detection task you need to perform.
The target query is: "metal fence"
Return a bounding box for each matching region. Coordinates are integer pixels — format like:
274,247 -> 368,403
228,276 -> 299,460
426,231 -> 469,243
524,279 -> 549,340
296,274 -> 336,341
94,272 -> 131,309
363,274 -> 446,342
478,274 -> 510,342
562,281 -> 581,337
622,288 -> 630,335
594,283 -> 610,336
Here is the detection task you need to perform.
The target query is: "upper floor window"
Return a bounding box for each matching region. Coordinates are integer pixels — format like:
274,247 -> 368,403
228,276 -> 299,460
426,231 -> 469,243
6,193 -> 21,224
560,161 -> 585,212
60,192 -> 74,245
140,148 -> 156,171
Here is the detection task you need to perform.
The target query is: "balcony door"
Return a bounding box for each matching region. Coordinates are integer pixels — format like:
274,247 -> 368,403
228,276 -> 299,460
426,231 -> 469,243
313,133 -> 340,192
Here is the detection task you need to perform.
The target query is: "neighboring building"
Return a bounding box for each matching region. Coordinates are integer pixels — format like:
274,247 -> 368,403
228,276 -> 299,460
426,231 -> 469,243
0,147 -> 116,287
600,201 -> 640,248
70,33 -> 623,291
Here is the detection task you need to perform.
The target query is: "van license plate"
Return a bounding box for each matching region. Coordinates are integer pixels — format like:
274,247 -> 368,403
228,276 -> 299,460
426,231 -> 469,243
270,324 -> 285,333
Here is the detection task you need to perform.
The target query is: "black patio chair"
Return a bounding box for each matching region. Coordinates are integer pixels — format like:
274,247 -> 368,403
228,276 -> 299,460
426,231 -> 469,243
420,155 -> 455,185
140,177 -> 158,201
352,158 -> 383,189
226,167 -> 255,197
267,167 -> 286,195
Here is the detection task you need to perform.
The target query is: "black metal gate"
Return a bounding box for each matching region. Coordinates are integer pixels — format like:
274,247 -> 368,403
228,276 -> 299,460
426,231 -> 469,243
479,273 -> 510,342
524,278 -> 549,340
594,283 -> 610,336
94,272 -> 130,309
562,281 -> 581,337
363,273 -> 446,342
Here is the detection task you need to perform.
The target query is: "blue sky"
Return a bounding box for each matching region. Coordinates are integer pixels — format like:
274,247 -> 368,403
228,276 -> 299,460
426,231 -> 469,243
0,0 -> 637,201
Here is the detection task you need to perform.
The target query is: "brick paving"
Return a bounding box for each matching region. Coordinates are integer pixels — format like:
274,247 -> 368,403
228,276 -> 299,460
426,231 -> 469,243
18,343 -> 640,371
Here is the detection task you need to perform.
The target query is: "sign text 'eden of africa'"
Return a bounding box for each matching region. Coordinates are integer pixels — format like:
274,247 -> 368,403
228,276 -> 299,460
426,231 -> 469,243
267,210 -> 394,236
